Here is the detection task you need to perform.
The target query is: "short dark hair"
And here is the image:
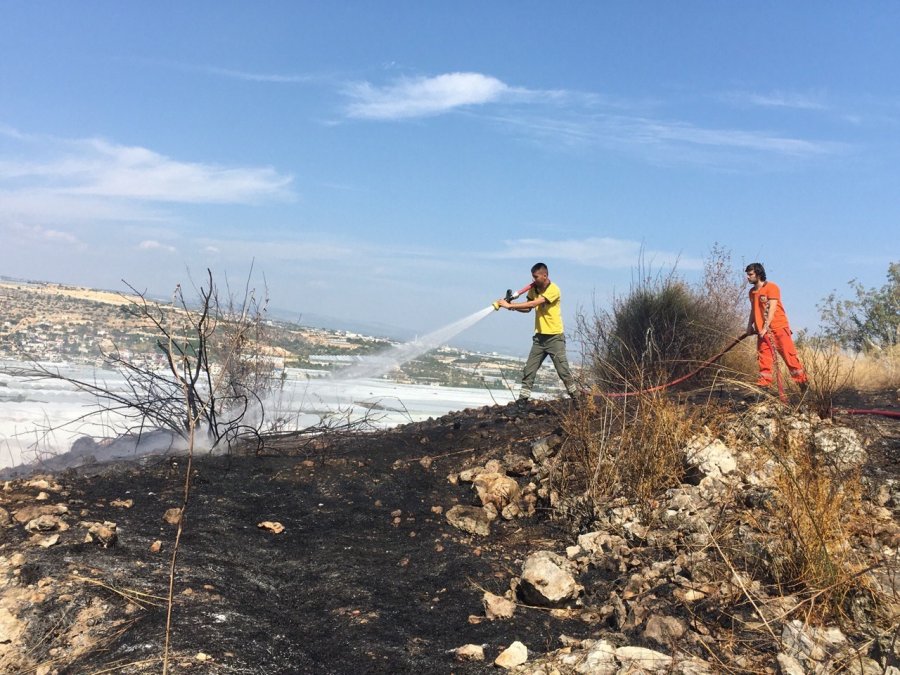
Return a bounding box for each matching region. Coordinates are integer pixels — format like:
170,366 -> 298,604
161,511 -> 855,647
531,262 -> 548,274
745,262 -> 766,281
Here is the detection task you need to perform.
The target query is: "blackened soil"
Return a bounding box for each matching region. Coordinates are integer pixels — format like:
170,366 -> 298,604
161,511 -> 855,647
11,402 -> 597,674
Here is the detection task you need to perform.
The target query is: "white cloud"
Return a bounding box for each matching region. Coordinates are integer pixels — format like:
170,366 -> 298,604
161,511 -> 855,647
4,222 -> 85,248
0,190 -> 165,224
194,65 -> 317,84
0,136 -> 294,204
490,237 -> 702,270
489,111 -> 842,162
193,236 -> 353,262
722,89 -> 827,111
138,239 -> 177,254
345,72 -> 510,119
638,119 -> 835,156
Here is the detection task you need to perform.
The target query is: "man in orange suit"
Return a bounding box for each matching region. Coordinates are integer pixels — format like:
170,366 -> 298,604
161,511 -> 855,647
745,262 -> 808,389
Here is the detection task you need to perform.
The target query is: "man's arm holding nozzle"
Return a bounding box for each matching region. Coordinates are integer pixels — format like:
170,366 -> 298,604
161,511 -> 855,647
497,296 -> 547,312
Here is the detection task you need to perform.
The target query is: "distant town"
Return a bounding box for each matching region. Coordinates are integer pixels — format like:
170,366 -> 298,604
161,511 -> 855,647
0,278 -> 563,392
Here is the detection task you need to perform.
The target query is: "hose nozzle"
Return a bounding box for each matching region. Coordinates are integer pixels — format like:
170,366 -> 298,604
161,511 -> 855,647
493,283 -> 533,311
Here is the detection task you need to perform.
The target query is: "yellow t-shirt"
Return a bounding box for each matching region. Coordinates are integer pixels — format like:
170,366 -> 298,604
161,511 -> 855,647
528,282 -> 564,334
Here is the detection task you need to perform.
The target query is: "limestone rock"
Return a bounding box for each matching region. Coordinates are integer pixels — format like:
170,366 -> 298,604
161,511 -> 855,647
25,514 -> 68,533
454,644 -> 485,661
484,459 -> 503,473
519,551 -> 582,606
673,658 -> 718,674
574,638 -> 616,674
503,453 -> 534,476
577,531 -> 624,556
445,505 -> 491,536
781,620 -> 848,665
13,503 -> 68,524
39,534 -> 60,548
813,426 -> 866,470
495,641 -> 528,669
27,477 -> 60,492
84,521 -> 118,547
643,614 -> 687,645
684,436 -> 736,478
776,653 -> 805,675
163,508 -> 182,525
258,521 -> 285,534
458,468 -> 483,483
483,591 -> 516,620
614,646 -> 672,672
472,472 -> 520,512
531,435 -> 560,463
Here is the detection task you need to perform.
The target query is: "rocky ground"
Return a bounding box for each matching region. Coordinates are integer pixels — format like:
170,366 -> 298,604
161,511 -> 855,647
1,389 -> 898,674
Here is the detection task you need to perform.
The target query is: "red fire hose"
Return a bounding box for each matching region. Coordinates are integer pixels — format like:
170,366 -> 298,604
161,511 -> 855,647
834,408 -> 900,419
598,334 -> 751,400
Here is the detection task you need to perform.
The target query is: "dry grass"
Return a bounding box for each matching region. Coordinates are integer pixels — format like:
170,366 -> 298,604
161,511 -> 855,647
799,343 -> 900,392
769,441 -> 865,617
717,337 -> 900,401
556,391 -> 708,517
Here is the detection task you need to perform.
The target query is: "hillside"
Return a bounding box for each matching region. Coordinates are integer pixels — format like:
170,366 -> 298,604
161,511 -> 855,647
1,389 -> 898,674
0,279 -> 562,391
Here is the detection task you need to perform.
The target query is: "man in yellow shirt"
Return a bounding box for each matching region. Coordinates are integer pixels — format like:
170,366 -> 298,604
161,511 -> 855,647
497,262 -> 579,406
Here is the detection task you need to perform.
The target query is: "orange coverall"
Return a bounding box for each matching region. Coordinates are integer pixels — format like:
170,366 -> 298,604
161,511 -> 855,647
749,282 -> 807,385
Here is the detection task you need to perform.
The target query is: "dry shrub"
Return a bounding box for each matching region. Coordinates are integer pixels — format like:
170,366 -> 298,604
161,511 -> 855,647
766,425 -> 867,618
798,343 -> 900,415
556,392 -> 704,517
577,245 -> 745,393
799,343 -> 855,418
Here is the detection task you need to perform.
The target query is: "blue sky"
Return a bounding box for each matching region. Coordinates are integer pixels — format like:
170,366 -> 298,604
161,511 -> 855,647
1,3 -> 898,354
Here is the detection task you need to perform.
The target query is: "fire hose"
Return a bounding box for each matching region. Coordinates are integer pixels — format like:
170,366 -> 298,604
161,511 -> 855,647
598,333 -> 751,399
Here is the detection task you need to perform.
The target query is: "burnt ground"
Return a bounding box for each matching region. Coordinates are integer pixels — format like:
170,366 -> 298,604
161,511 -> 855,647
3,402 -> 600,674
2,389 -> 898,674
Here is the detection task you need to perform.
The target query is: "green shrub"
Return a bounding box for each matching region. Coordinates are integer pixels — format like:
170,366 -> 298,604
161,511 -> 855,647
818,261 -> 900,353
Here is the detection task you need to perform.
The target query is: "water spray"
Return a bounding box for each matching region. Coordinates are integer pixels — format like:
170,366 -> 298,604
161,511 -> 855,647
492,283 -> 534,311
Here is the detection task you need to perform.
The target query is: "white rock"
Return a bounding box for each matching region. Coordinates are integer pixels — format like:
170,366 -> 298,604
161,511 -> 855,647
841,656 -> 888,675
454,644 -> 485,661
458,468 -> 483,483
684,436 -> 736,477
813,426 -> 866,470
574,638 -> 616,674
673,657 -> 718,674
519,551 -> 583,606
614,646 -> 672,672
643,615 -> 686,645
445,505 -> 491,536
577,531 -> 616,555
483,591 -> 516,620
495,641 -> 528,669
781,620 -> 847,664
776,652 -> 805,675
